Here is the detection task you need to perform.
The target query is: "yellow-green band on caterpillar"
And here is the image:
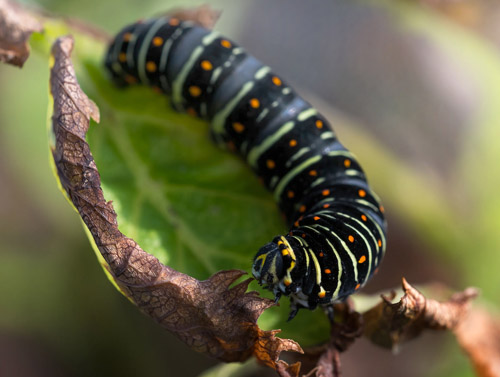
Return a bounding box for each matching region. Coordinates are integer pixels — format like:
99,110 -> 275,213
104,16 -> 387,321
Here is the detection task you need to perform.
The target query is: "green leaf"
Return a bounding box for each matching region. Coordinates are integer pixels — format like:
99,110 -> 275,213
24,1 -> 500,365
35,19 -> 331,344
85,51 -> 334,343
85,68 -> 284,276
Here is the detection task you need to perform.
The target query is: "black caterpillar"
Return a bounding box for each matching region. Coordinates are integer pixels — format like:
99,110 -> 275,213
105,17 -> 387,321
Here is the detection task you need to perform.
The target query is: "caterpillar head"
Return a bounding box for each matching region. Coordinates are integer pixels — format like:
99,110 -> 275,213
251,240 -> 285,288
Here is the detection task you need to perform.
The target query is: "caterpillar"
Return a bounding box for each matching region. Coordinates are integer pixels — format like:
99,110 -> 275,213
105,17 -> 387,321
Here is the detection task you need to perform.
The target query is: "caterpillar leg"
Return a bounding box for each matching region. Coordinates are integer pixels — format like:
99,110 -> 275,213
274,290 -> 282,304
287,307 -> 300,322
287,300 -> 307,322
324,304 -> 335,324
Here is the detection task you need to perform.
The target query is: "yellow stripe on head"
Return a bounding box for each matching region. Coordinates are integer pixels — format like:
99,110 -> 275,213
255,253 -> 267,265
280,236 -> 296,261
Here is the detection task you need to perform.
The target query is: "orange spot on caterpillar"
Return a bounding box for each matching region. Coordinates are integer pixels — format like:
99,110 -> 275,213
315,120 -> 323,129
323,203 -> 330,209
282,249 -> 289,256
146,61 -> 157,72
301,233 -> 306,238
361,214 -> 367,222
319,252 -> 324,257
169,18 -> 180,26
380,205 -> 385,213
250,98 -> 260,108
152,36 -> 163,46
322,189 -> 330,196
221,39 -> 232,48
266,159 -> 275,169
289,139 -> 297,147
123,33 -> 132,42
299,205 -> 306,213
186,107 -> 197,117
272,76 -> 282,86
344,159 -> 351,168
348,235 -> 354,243
358,189 -> 366,198
309,170 -> 317,176
324,269 -> 331,274
287,190 -> 295,199
355,283 -> 361,290
232,122 -> 245,133
201,60 -> 213,71
284,279 -> 292,286
314,216 -> 320,221
189,85 -> 202,97
318,291 -> 326,298
378,239 -> 382,247
118,52 -> 127,62
358,255 -> 366,263
294,220 -> 299,227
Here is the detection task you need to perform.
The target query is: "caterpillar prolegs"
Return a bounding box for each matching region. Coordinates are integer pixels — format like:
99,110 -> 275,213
105,17 -> 387,321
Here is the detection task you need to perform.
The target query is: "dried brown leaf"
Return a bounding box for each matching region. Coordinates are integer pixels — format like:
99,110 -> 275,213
275,359 -> 301,377
415,0 -> 484,27
254,328 -> 302,376
455,307 -> 500,377
0,0 -> 42,67
363,278 -> 478,350
49,35 -> 301,369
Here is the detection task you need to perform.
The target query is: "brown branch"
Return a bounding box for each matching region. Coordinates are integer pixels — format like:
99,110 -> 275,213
282,279 -> 480,377
454,307 -> 500,377
363,278 -> 478,350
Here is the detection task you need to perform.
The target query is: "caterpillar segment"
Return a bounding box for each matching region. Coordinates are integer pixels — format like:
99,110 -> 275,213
105,16 -> 387,321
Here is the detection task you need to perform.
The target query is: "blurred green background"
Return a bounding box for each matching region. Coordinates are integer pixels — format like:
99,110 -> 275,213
1,0 -> 499,376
